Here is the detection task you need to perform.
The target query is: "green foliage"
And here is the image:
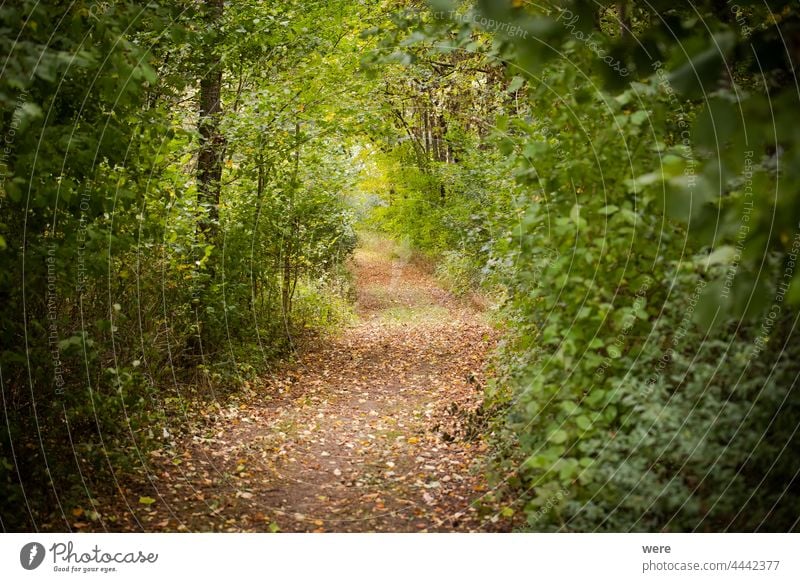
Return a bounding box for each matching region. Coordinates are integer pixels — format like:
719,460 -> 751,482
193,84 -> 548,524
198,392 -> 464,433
0,0 -> 366,530
0,0 -> 181,530
372,0 -> 800,532
487,1 -> 800,532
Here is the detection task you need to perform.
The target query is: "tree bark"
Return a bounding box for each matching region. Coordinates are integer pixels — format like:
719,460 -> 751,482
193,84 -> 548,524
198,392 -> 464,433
191,0 -> 224,356
281,122 -> 302,331
197,0 -> 224,242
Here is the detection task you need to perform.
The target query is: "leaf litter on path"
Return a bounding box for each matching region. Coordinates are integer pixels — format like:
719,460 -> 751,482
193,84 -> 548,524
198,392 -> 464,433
99,237 -> 509,532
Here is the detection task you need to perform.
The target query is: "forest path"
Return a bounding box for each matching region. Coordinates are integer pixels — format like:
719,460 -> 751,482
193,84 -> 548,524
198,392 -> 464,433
111,235 -> 503,532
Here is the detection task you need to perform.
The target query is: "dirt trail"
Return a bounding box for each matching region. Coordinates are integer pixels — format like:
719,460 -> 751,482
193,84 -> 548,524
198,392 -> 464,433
107,237 -> 503,532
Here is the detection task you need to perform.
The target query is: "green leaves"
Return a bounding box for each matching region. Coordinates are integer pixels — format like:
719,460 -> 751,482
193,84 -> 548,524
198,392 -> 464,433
507,75 -> 525,93
667,32 -> 735,98
549,429 -> 568,444
575,415 -> 593,431
629,110 -> 649,126
664,173 -> 717,222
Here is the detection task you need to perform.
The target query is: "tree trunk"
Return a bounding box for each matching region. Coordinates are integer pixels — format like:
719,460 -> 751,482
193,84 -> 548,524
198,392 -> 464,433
197,0 -> 224,242
281,123 -> 302,332
191,0 -> 224,356
281,238 -> 292,321
250,160 -> 267,313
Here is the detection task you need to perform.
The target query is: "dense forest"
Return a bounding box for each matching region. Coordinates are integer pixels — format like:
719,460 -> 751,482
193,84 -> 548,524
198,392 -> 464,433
2,0 -> 799,532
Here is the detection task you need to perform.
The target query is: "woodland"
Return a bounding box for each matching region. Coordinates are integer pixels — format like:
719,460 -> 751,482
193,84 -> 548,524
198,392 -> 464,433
1,0 -> 799,532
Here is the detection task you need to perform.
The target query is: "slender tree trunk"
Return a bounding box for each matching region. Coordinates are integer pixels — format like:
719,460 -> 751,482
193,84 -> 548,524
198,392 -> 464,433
281,122 -> 302,331
281,239 -> 292,319
423,101 -> 432,158
391,107 -> 427,172
197,0 -> 224,242
250,160 -> 268,313
192,0 -> 224,356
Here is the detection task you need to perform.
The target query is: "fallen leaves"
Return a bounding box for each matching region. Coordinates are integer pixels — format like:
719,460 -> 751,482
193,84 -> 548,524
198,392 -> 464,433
97,238 -> 508,532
